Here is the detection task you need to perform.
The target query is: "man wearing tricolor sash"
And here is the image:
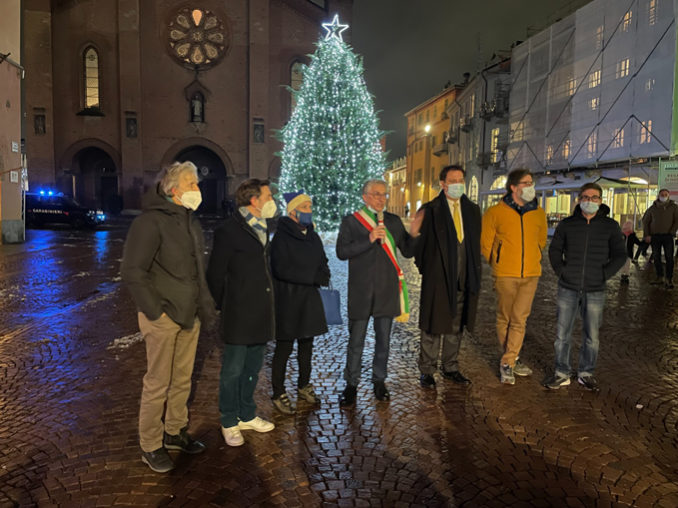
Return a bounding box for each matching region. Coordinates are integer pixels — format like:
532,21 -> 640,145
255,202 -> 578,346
336,179 -> 418,407
411,165 -> 481,388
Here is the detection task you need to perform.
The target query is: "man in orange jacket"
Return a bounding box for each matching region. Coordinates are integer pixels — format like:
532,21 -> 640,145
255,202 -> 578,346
480,169 -> 547,385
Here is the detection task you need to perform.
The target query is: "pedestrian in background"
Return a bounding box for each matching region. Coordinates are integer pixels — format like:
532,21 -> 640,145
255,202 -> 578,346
206,178 -> 277,446
620,220 -> 645,284
410,165 -> 481,389
545,183 -> 626,391
481,169 -> 547,385
121,161 -> 213,473
642,188 -> 678,288
336,179 -> 418,406
269,191 -> 330,415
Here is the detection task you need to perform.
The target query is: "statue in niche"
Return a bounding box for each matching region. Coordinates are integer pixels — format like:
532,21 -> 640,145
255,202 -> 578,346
191,92 -> 204,123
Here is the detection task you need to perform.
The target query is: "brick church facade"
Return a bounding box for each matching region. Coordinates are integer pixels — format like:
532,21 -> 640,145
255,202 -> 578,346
23,0 -> 352,212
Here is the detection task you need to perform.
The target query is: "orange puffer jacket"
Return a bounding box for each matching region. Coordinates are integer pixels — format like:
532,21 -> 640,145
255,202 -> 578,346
481,200 -> 547,278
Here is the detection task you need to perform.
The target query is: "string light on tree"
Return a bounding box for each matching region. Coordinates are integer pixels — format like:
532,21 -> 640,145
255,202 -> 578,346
279,15 -> 386,231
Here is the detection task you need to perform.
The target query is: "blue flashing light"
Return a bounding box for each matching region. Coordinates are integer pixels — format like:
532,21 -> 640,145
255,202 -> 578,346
39,190 -> 45,195
48,191 -> 53,196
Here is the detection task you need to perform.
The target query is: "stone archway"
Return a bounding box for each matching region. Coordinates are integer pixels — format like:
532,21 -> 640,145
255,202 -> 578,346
72,147 -> 119,212
59,139 -> 122,213
175,146 -> 228,214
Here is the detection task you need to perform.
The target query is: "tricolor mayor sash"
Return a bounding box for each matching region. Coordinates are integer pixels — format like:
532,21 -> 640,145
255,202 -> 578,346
353,207 -> 410,323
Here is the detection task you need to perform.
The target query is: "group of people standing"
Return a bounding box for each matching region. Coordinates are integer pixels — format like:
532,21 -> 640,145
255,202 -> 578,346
121,160 -> 632,474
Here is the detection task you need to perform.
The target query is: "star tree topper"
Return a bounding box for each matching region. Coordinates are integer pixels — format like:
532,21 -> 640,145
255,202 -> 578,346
322,14 -> 349,42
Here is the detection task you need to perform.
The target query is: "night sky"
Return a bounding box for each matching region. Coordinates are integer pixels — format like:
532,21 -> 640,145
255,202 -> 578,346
351,0 -> 591,160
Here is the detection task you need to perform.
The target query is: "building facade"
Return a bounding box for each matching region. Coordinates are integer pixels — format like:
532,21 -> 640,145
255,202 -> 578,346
506,0 -> 678,227
404,85 -> 459,212
446,59 -> 512,209
384,156 -> 406,217
0,0 -> 24,243
23,0 -> 351,213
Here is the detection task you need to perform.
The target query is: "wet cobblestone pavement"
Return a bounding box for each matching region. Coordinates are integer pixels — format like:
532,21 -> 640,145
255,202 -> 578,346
1,221 -> 677,507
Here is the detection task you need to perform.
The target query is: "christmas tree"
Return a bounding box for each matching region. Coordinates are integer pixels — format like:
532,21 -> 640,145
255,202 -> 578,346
279,15 -> 387,232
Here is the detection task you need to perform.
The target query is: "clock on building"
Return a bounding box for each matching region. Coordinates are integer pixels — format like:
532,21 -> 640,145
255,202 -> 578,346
167,7 -> 228,69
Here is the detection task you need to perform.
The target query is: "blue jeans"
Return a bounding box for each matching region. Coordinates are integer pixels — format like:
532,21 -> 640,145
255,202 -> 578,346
218,344 -> 265,428
344,317 -> 393,386
554,286 -> 605,377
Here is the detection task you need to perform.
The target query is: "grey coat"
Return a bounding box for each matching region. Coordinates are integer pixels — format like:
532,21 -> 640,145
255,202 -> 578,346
336,211 -> 417,320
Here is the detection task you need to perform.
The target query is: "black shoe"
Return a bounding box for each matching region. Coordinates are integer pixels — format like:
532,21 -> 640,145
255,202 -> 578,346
373,381 -> 390,401
441,370 -> 471,384
666,280 -> 674,289
163,428 -> 206,454
339,385 -> 357,407
577,375 -> 600,392
419,374 -> 436,388
141,447 -> 174,473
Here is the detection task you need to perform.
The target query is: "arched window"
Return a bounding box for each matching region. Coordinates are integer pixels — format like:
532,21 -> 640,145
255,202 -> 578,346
490,175 -> 507,190
290,60 -> 304,114
83,47 -> 100,108
469,175 -> 479,202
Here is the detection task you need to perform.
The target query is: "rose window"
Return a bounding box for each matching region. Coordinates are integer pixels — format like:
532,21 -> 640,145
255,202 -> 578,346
168,8 -> 228,69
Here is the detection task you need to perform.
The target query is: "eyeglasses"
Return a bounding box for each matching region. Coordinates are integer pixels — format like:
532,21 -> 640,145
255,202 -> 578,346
518,180 -> 534,186
580,195 -> 602,202
368,192 -> 389,199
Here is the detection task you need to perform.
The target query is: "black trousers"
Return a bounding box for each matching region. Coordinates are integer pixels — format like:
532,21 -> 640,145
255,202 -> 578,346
271,337 -> 314,398
651,234 -> 674,280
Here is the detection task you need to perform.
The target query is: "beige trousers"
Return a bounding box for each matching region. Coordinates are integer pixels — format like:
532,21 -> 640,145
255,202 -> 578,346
494,277 -> 539,367
138,312 -> 200,452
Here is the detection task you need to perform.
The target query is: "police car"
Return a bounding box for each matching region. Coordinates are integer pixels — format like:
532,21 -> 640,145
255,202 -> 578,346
25,190 -> 106,229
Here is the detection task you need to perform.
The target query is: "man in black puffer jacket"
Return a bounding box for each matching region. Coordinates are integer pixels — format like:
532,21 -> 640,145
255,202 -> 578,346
545,183 -> 626,392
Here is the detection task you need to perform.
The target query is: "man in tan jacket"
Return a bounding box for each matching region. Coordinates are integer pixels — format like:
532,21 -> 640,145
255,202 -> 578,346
481,169 -> 547,385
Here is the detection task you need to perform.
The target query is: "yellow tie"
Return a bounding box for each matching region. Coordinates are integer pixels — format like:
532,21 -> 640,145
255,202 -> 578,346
453,201 -> 463,244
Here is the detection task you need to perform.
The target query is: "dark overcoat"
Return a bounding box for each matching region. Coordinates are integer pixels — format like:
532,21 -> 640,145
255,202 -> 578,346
271,217 -> 330,340
415,191 -> 482,334
206,212 -> 275,345
121,184 -> 215,329
336,210 -> 417,320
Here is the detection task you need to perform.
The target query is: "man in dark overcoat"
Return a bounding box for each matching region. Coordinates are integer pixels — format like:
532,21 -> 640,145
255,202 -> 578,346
336,179 -> 418,406
411,165 -> 481,388
206,178 -> 278,447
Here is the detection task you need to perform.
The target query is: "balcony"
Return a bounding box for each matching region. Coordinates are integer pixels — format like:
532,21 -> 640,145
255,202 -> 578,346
432,143 -> 448,157
476,152 -> 492,168
460,115 -> 474,133
447,131 -> 458,144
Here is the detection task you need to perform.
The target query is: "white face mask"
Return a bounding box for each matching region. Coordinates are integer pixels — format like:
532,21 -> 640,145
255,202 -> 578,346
520,185 -> 536,202
446,183 -> 465,199
659,196 -> 669,203
180,190 -> 202,211
259,200 -> 277,219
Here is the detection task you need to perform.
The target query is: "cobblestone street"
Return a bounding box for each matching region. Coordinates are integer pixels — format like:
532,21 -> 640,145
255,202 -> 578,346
1,222 -> 678,507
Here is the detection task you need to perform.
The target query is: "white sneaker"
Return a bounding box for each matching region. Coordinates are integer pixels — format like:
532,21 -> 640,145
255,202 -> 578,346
237,416 -> 275,433
221,425 -> 244,446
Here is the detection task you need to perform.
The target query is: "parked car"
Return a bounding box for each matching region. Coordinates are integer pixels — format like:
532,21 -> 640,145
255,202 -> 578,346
25,191 -> 106,229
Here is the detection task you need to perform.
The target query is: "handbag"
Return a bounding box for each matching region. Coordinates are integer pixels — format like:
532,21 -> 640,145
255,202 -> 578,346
319,284 -> 343,325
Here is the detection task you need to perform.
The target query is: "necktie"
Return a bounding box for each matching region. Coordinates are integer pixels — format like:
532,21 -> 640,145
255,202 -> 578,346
453,201 -> 463,244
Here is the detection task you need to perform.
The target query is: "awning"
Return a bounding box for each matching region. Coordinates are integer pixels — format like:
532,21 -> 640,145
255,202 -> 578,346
480,176 -> 649,195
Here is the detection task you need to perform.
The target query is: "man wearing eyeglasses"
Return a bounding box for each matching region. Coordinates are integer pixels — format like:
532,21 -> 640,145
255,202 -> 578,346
545,183 -> 626,391
481,169 -> 547,385
336,179 -> 418,406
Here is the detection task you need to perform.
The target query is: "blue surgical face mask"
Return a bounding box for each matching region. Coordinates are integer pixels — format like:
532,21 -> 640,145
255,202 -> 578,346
295,210 -> 313,227
446,183 -> 465,199
580,201 -> 600,215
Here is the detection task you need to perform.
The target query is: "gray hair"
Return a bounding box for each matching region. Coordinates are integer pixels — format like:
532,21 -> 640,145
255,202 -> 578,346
362,179 -> 387,195
158,161 -> 199,196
